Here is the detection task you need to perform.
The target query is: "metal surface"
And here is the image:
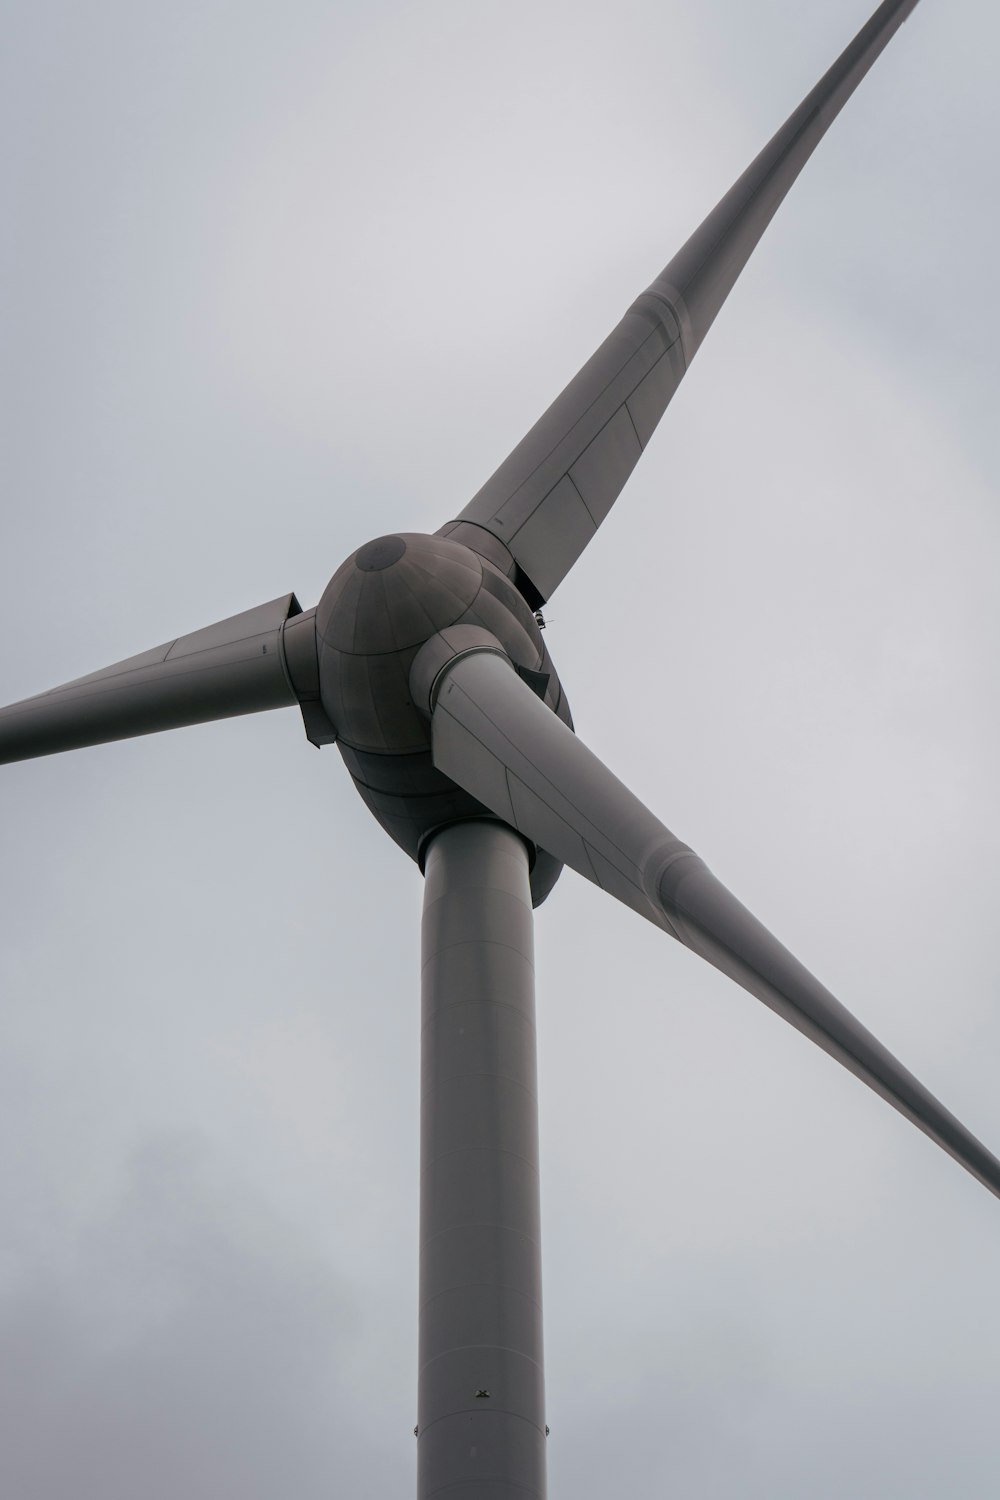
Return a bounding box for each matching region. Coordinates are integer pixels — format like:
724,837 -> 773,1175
425,646 -> 1000,1202
441,0 -> 921,605
0,594 -> 304,764
315,531 -> 571,907
419,822 -> 545,1500
5,2 -> 994,1496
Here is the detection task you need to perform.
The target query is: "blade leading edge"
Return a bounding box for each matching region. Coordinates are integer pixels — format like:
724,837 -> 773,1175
426,646 -> 1000,1202
441,0 -> 921,605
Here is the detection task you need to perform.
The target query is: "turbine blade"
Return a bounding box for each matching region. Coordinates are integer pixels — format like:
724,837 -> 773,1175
441,0 -> 921,606
429,648 -> 1000,1201
0,594 -> 322,764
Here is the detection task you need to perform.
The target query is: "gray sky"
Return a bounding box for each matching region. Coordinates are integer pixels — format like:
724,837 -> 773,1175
2,1 -> 999,1496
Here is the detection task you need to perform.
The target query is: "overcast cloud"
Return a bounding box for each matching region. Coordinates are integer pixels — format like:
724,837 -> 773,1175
2,2 -> 999,1496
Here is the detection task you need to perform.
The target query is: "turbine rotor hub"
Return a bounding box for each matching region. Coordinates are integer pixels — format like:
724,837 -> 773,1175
314,531 -> 570,904
316,531 -> 550,753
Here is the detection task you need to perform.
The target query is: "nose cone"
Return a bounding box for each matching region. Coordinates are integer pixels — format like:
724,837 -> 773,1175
313,527 -> 569,907
317,533 -> 483,657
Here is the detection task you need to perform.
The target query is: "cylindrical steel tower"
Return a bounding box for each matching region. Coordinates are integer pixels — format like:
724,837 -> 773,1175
418,821 -> 546,1499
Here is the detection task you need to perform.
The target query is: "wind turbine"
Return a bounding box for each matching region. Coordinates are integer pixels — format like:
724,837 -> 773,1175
1,2 -> 1000,1500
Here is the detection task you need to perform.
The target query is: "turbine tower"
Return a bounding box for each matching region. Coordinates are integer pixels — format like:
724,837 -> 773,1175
2,2 -> 994,1496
